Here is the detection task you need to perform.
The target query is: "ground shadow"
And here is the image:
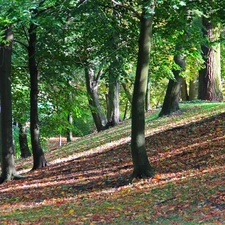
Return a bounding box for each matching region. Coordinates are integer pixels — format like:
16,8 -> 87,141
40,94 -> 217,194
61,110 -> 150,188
0,113 -> 224,204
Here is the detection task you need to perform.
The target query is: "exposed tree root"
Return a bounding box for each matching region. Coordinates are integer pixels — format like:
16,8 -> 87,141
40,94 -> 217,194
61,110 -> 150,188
0,173 -> 26,184
131,167 -> 155,181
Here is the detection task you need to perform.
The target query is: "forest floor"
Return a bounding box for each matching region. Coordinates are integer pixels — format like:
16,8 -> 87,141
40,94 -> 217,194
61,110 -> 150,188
0,101 -> 225,224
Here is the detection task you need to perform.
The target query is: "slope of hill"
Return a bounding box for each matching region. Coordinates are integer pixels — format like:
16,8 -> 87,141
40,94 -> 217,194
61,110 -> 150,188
0,102 -> 225,224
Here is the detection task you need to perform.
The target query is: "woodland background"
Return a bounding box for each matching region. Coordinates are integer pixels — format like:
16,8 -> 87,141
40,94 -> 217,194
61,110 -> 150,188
0,0 -> 224,158
1,0 -> 225,223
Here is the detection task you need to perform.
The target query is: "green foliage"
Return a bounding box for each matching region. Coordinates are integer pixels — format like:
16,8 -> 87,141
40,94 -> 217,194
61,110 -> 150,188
143,0 -> 156,18
8,0 -> 97,140
185,52 -> 204,82
1,0 -> 224,146
1,102 -> 225,223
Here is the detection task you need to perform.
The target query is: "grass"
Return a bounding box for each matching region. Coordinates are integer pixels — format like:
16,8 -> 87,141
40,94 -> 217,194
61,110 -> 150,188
0,101 -> 225,224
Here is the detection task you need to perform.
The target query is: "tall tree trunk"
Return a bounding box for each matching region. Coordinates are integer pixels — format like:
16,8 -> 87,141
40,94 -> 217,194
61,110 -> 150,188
84,67 -> 107,131
106,8 -> 121,128
198,18 -> 223,101
18,123 -> 31,158
107,64 -> 120,126
159,47 -> 186,117
131,2 -> 155,179
0,28 -> 20,183
28,24 -> 47,170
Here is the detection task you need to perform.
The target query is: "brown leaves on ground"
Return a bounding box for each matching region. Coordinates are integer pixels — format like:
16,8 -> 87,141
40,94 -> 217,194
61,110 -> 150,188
0,111 -> 225,224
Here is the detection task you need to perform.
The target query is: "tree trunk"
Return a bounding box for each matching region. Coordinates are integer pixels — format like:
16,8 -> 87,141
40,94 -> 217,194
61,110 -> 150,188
84,67 -> 107,131
159,48 -> 186,117
107,64 -> 120,127
106,5 -> 121,127
67,113 -> 73,142
189,76 -> 198,100
0,28 -> 20,183
28,24 -> 47,170
198,18 -> 223,101
123,101 -> 130,120
18,123 -> 31,158
131,3 -> 155,179
180,78 -> 189,101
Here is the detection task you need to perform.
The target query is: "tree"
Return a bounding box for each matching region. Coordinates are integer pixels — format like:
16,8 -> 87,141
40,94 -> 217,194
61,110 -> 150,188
18,123 -> 31,158
0,27 -> 21,183
28,21 -> 47,169
105,5 -> 124,127
180,78 -> 189,101
131,1 -> 155,179
159,46 -> 186,117
157,1 -> 204,116
68,1 -> 140,131
198,17 -> 223,101
85,66 -> 107,131
106,50 -> 123,127
67,113 -> 73,142
107,57 -> 121,127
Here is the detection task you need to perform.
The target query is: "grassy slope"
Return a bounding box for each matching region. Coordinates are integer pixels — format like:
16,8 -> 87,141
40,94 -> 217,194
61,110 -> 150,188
0,102 -> 225,224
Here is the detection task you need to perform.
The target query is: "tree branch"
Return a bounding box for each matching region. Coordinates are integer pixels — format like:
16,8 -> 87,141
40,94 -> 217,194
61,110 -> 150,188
14,40 -> 28,49
77,0 -> 88,8
22,24 -> 29,44
95,69 -> 102,83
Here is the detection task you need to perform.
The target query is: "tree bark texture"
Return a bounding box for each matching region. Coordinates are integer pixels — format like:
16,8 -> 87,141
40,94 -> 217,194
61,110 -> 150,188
0,28 -> 19,183
159,49 -> 186,117
131,4 -> 154,179
28,24 -> 47,169
85,67 -> 107,131
198,18 -> 223,101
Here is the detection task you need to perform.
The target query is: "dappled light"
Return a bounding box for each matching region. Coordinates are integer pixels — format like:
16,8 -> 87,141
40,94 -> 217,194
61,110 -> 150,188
1,106 -> 225,224
1,0 -> 224,222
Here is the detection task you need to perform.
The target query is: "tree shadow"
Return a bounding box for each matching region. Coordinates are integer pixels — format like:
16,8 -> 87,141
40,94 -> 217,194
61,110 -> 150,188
0,113 -> 224,204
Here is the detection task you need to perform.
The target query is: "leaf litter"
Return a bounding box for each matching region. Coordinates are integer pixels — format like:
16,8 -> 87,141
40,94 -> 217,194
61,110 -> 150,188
0,106 -> 225,224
